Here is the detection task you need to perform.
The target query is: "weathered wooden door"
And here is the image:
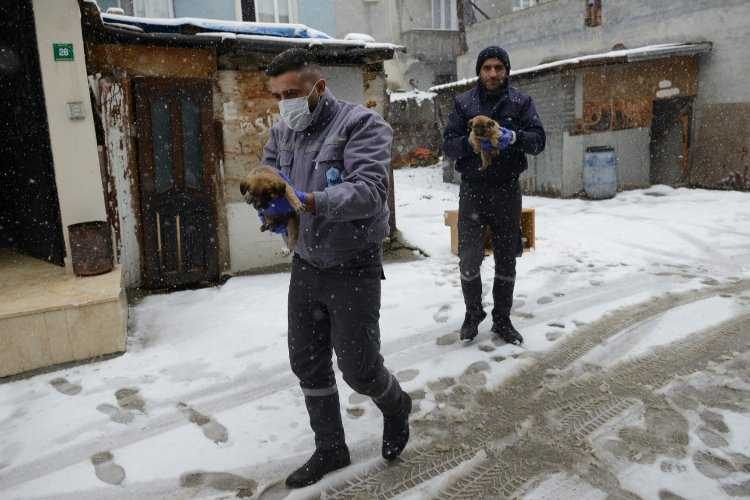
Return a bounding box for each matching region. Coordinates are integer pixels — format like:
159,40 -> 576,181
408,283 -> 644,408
650,97 -> 692,186
134,79 -> 218,289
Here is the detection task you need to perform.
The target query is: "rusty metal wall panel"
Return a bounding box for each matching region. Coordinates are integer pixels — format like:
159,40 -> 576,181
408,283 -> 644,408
514,73 -> 572,196
578,57 -> 698,134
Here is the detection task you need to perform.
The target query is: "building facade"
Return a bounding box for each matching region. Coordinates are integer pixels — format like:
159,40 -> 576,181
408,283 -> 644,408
0,0 -> 127,378
443,0 -> 750,193
96,0 -> 464,91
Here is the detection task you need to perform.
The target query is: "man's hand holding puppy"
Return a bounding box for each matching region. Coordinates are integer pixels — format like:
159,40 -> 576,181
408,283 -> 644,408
498,127 -> 516,149
472,128 -> 516,153
257,173 -> 315,235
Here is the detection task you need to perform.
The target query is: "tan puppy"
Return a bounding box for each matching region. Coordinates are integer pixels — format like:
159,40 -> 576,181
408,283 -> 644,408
240,166 -> 305,250
468,115 -> 501,170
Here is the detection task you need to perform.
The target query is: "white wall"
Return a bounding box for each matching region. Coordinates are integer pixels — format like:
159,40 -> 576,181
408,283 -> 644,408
323,65 -> 366,104
33,0 -> 108,269
562,128 -> 651,197
227,203 -> 291,272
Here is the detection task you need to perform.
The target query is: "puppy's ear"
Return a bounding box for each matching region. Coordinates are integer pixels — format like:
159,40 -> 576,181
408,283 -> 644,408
489,120 -> 498,128
239,179 -> 250,196
274,184 -> 287,197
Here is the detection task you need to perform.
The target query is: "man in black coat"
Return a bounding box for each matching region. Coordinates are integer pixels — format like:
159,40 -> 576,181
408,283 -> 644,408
443,46 -> 546,343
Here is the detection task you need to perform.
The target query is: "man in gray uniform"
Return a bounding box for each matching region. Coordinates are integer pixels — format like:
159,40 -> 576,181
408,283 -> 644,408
258,48 -> 411,489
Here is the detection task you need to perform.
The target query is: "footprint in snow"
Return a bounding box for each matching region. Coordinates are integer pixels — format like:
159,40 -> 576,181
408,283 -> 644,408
178,402 -> 229,444
348,393 -> 369,405
396,369 -> 419,383
346,407 -> 365,418
97,403 -> 135,424
50,377 -> 81,396
180,471 -> 257,496
115,387 -> 146,413
432,304 -> 451,323
91,451 -> 126,485
437,332 -> 459,346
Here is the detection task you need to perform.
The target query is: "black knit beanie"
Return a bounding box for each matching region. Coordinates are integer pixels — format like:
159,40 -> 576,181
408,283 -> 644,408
475,46 -> 511,75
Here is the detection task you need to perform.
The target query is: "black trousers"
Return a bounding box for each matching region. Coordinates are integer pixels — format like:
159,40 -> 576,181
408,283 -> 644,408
458,180 -> 522,322
288,246 -> 404,451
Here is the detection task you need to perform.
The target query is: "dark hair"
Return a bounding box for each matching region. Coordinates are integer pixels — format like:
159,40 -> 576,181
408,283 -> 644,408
265,48 -> 322,77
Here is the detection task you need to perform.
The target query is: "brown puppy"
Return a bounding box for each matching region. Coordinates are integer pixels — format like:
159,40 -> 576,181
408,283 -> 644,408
240,166 -> 305,250
468,115 -> 501,170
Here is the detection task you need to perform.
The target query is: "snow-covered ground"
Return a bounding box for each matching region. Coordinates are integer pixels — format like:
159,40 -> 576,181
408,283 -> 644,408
1,166 -> 749,499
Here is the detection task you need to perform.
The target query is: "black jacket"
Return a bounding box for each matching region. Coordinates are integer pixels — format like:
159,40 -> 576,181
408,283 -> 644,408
443,83 -> 546,186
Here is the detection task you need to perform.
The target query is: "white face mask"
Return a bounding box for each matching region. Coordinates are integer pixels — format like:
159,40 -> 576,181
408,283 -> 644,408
278,80 -> 322,131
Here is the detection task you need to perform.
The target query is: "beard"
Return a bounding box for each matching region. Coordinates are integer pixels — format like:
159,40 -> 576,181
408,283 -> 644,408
482,77 -> 507,94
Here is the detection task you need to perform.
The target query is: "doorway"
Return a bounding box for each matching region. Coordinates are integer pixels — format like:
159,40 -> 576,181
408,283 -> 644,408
0,0 -> 65,265
134,79 -> 219,289
650,97 -> 692,186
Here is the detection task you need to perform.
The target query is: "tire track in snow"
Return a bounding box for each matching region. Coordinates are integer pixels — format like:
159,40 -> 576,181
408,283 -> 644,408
318,282 -> 750,499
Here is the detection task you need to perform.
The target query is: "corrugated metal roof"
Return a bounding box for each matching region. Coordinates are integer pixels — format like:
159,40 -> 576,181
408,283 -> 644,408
430,42 -> 713,93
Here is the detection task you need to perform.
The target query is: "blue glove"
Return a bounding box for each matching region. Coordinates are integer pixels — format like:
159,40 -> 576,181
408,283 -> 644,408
499,127 -> 516,149
258,210 -> 288,235
480,138 -> 495,152
257,171 -> 308,235
276,170 -> 309,205
258,195 -> 293,235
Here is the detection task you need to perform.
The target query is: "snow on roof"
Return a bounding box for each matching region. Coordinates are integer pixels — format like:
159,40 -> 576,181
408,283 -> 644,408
194,32 -> 402,51
96,10 -> 404,52
101,12 -> 332,39
429,42 -> 712,92
389,89 -> 437,104
345,33 -> 376,43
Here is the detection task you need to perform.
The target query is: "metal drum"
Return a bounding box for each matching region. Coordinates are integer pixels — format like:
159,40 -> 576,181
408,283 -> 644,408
68,221 -> 114,276
583,146 -> 618,199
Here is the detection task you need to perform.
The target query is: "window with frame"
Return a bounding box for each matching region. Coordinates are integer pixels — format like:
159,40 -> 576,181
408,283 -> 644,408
97,0 -> 134,15
431,0 -> 457,30
513,0 -> 553,12
255,0 -> 292,23
585,0 -> 602,27
172,0 -> 237,19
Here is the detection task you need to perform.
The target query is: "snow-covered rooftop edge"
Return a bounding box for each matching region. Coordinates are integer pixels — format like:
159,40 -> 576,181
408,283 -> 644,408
429,42 -> 712,92
194,32 -> 402,51
101,11 -> 332,39
388,89 -> 437,104
94,5 -> 404,51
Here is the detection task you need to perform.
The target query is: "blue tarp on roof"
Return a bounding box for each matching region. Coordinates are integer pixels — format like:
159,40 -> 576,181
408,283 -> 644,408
100,12 -> 332,39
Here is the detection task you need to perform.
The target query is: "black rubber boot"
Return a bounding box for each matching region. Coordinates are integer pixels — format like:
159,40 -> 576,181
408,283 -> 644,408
304,393 -> 346,452
460,309 -> 487,341
285,446 -> 351,488
492,318 -> 523,345
382,392 -> 412,461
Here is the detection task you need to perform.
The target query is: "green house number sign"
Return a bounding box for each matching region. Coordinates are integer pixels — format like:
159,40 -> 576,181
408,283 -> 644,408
53,43 -> 74,61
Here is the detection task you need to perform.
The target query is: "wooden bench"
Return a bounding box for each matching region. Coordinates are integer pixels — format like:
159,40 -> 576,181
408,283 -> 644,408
443,208 -> 536,256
